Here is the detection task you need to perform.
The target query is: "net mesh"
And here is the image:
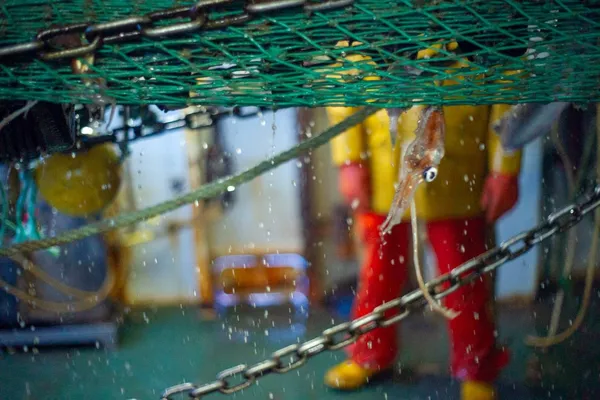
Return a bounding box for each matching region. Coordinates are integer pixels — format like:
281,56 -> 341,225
1,0 -> 599,107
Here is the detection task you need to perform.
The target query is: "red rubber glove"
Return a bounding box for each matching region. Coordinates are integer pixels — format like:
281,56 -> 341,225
480,172 -> 519,223
338,162 -> 370,211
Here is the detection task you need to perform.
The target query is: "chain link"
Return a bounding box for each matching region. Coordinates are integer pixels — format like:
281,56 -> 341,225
0,0 -> 354,63
160,183 -> 600,399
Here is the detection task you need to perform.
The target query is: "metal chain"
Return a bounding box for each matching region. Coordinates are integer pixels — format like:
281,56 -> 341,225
160,184 -> 600,399
0,0 -> 354,62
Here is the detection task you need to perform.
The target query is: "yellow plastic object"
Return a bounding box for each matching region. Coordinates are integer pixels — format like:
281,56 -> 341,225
324,360 -> 379,390
35,144 -> 122,217
461,380 -> 496,400
416,40 -> 459,60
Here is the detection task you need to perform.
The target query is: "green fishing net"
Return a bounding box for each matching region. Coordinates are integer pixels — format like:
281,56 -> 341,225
0,0 -> 599,107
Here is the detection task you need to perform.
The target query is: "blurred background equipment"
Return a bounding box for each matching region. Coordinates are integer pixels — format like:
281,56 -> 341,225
0,161 -> 118,348
0,104 -> 299,349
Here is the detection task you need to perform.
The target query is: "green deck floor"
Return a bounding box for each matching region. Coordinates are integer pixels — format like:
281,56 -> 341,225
0,297 -> 599,400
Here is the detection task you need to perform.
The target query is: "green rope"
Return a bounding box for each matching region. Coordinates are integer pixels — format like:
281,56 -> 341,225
0,106 -> 377,257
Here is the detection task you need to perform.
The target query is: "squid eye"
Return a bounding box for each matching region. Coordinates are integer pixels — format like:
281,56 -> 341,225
423,167 -> 438,182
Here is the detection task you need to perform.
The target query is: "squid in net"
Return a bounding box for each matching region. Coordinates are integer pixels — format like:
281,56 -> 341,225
381,105 -> 459,319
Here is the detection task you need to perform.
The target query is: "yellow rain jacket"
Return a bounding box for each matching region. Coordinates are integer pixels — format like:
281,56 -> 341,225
327,48 -> 522,221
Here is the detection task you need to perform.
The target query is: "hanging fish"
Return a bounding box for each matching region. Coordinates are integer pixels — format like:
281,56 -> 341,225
380,105 -> 446,235
493,102 -> 570,151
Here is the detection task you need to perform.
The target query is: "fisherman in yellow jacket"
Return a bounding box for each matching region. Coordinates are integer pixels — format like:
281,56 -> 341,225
325,43 -> 522,400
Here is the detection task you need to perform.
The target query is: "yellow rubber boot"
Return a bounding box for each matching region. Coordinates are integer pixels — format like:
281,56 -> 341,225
324,360 -> 379,390
461,380 -> 496,400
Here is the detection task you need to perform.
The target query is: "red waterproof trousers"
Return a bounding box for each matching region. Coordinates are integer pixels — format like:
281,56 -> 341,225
347,211 -> 509,382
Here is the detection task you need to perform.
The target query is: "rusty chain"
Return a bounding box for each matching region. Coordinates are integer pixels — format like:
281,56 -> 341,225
160,184 -> 600,399
0,0 -> 354,62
